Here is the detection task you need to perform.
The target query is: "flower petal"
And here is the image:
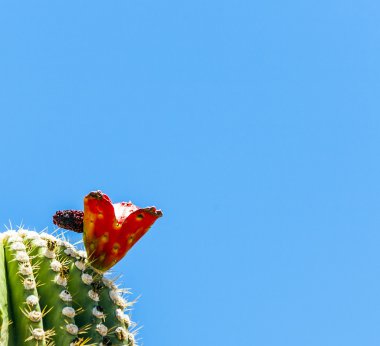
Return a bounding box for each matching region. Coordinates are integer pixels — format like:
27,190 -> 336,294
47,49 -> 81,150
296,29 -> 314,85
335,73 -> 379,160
83,191 -> 162,272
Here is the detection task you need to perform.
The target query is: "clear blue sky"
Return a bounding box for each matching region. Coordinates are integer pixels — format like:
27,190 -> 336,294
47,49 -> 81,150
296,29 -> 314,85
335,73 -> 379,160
0,1 -> 380,345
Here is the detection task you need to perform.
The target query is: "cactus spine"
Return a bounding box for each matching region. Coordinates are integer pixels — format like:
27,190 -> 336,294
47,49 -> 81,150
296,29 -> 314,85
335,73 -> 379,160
0,229 -> 136,346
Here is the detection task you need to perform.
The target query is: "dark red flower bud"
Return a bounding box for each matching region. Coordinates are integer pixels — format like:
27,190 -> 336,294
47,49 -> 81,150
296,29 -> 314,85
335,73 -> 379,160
53,210 -> 84,233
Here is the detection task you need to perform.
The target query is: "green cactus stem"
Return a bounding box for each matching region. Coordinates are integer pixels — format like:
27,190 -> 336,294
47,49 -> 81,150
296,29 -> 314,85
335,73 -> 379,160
0,229 -> 137,346
0,238 -> 11,345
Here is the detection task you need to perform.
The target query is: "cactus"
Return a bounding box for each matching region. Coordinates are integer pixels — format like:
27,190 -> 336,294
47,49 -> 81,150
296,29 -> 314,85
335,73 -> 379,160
0,191 -> 162,345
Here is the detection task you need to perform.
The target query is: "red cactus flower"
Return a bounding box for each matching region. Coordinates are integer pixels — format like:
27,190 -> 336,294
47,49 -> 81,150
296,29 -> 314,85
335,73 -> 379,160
83,190 -> 162,272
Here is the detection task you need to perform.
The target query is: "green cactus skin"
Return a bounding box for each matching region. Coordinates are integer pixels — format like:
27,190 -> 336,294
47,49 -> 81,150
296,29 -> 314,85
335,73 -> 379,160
0,229 -> 137,346
0,239 -> 11,345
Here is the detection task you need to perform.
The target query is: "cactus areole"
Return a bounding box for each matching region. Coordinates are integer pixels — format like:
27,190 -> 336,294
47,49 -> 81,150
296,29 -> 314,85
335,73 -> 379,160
0,191 -> 162,345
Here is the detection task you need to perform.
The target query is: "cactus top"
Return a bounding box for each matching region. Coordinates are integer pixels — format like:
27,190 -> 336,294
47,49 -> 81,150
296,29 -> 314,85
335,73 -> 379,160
0,228 -> 137,345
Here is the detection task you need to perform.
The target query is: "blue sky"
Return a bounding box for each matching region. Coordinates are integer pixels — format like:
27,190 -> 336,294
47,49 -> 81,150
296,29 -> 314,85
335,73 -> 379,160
0,1 -> 380,345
